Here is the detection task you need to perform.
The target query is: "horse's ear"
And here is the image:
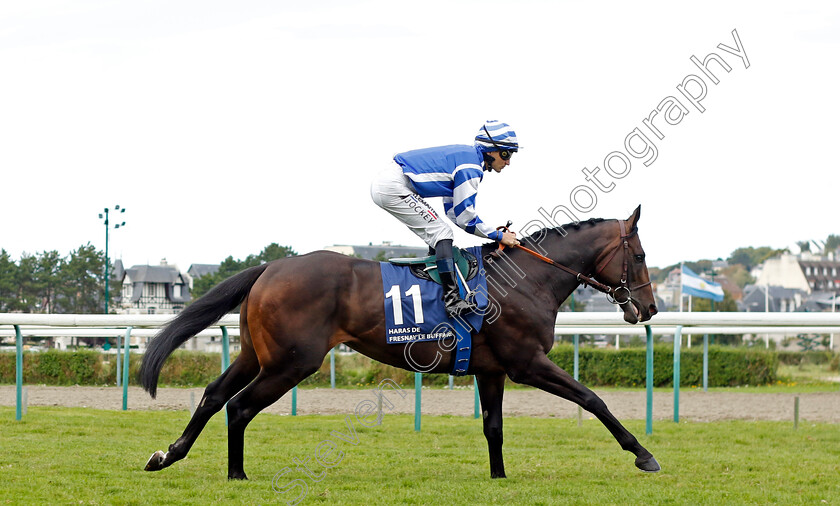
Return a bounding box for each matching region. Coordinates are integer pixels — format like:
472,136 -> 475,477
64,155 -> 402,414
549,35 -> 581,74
627,205 -> 641,227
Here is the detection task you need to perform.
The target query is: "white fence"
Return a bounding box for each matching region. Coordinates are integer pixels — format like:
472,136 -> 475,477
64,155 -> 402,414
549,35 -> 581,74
3,312 -> 839,428
3,311 -> 840,328
2,312 -> 840,344
0,314 -> 239,350
551,312 -> 840,350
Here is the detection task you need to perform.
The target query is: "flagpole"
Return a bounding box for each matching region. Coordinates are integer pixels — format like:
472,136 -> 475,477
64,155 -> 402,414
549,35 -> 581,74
681,263 -> 691,348
710,270 -> 717,312
764,281 -> 769,311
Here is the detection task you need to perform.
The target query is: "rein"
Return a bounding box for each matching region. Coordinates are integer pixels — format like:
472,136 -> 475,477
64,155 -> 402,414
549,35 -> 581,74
493,221 -> 652,305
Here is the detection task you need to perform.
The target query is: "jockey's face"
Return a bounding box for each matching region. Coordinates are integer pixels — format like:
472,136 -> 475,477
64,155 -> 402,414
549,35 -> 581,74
485,151 -> 511,173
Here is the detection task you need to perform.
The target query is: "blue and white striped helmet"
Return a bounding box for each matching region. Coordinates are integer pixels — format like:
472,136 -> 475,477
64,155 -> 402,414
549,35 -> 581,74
474,120 -> 520,152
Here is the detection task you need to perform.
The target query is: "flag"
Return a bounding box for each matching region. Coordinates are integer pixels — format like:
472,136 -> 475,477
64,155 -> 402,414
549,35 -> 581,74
681,266 -> 724,302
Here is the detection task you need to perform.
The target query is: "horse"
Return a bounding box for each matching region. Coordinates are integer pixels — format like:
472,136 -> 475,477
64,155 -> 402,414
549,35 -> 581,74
139,205 -> 660,480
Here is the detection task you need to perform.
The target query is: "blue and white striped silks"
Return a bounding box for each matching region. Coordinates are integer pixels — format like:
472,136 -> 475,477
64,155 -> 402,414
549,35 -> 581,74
393,144 -> 502,241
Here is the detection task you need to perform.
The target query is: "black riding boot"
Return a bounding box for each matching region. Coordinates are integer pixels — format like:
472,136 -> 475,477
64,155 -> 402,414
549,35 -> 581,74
434,240 -> 477,319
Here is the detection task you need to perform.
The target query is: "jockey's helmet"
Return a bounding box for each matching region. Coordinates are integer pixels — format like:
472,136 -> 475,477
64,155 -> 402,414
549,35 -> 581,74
474,120 -> 520,153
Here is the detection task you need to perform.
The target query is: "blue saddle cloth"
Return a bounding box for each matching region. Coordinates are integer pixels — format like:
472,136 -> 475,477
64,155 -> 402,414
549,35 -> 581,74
379,246 -> 487,345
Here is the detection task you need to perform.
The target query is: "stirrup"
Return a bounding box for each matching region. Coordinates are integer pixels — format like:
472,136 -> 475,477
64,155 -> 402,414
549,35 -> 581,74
445,299 -> 478,319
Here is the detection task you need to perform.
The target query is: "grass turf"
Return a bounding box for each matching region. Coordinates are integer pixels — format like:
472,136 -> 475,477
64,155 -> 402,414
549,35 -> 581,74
1,406 -> 839,505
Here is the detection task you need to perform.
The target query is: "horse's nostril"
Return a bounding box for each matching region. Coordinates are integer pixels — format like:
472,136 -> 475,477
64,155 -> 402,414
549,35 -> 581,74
649,305 -> 658,316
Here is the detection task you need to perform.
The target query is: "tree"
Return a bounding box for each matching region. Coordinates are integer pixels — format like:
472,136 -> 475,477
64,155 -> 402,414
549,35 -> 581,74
684,259 -> 713,275
15,253 -> 38,312
727,246 -> 787,270
191,243 -> 297,300
36,251 -> 64,313
825,234 -> 840,252
257,243 -> 297,263
646,266 -> 667,284
59,243 -> 106,313
691,290 -> 738,312
719,264 -> 754,289
0,249 -> 17,311
12,250 -> 65,313
0,246 -> 113,313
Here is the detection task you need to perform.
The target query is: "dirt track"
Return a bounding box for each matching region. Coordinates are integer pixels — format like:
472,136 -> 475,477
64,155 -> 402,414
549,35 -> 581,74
2,386 -> 839,423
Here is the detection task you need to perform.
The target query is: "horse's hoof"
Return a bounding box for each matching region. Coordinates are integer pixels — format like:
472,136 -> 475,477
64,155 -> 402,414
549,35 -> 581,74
228,472 -> 249,481
145,450 -> 167,471
635,455 -> 661,473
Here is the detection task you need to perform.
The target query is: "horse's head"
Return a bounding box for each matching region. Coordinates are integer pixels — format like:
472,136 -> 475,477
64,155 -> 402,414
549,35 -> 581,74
594,205 -> 658,324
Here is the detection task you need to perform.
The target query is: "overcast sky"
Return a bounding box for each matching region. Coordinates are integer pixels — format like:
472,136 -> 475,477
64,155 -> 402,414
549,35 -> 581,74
2,1 -> 838,272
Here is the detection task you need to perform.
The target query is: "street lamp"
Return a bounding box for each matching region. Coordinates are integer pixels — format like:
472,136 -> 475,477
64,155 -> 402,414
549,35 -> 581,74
98,205 -> 126,314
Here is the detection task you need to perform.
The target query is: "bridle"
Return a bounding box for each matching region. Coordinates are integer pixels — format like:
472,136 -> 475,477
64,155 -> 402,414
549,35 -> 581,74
491,220 -> 652,306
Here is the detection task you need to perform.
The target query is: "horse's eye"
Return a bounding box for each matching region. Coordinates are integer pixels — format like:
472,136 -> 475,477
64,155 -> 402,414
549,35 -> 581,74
634,254 -> 645,263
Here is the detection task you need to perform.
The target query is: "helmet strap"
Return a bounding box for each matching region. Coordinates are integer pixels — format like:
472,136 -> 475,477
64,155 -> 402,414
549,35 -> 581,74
483,152 -> 495,170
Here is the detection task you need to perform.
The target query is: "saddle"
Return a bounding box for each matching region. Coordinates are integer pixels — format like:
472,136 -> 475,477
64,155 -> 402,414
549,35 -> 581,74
388,247 -> 479,285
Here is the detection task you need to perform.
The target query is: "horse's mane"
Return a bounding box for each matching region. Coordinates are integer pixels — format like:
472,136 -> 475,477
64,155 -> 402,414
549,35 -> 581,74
524,217 -> 608,242
480,218 -> 610,249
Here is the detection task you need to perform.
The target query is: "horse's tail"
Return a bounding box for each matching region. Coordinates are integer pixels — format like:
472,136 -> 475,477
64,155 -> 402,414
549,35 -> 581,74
139,263 -> 270,398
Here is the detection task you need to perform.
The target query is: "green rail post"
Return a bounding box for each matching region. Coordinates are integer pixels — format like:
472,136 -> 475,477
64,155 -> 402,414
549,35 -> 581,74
645,325 -> 653,435
449,375 -> 454,390
414,372 -> 422,431
291,386 -> 297,416
474,376 -> 480,419
221,326 -> 230,372
221,326 -> 230,425
122,326 -> 132,411
673,325 -> 682,423
330,347 -> 336,389
15,325 -> 23,421
116,333 -> 121,387
574,334 -> 582,426
703,334 -> 709,392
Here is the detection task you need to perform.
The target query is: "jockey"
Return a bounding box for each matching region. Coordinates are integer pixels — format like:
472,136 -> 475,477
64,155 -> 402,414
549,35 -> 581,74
371,120 -> 521,318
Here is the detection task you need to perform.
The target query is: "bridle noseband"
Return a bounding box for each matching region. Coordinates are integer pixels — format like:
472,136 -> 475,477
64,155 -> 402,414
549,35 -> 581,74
589,220 -> 653,305
490,221 -> 652,306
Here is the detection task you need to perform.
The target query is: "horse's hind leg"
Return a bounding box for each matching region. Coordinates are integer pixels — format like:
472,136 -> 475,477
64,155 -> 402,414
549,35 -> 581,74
508,353 -> 660,473
476,373 -> 507,478
144,340 -> 260,472
225,351 -> 325,480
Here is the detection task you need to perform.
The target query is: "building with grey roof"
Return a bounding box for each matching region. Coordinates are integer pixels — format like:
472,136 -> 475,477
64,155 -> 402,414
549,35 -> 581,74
115,259 -> 191,314
740,285 -> 805,312
187,264 -> 220,289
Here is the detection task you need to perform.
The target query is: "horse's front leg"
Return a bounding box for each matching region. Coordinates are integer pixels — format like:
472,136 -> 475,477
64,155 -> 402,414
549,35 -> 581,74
508,353 -> 660,473
475,373 -> 507,478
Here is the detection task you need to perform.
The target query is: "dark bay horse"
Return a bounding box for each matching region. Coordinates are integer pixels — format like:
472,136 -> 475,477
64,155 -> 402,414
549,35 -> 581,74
139,205 -> 660,480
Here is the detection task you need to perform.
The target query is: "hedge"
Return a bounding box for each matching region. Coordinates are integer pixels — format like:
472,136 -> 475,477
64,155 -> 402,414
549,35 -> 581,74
776,350 -> 834,366
0,350 -> 474,388
1,346 -> 781,387
0,350 -> 105,386
547,345 -> 778,387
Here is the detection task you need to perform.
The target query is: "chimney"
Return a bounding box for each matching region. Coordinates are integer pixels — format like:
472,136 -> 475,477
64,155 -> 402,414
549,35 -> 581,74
160,258 -> 168,266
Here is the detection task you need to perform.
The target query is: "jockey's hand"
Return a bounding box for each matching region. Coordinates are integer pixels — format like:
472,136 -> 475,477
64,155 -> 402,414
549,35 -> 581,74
500,231 -> 520,247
